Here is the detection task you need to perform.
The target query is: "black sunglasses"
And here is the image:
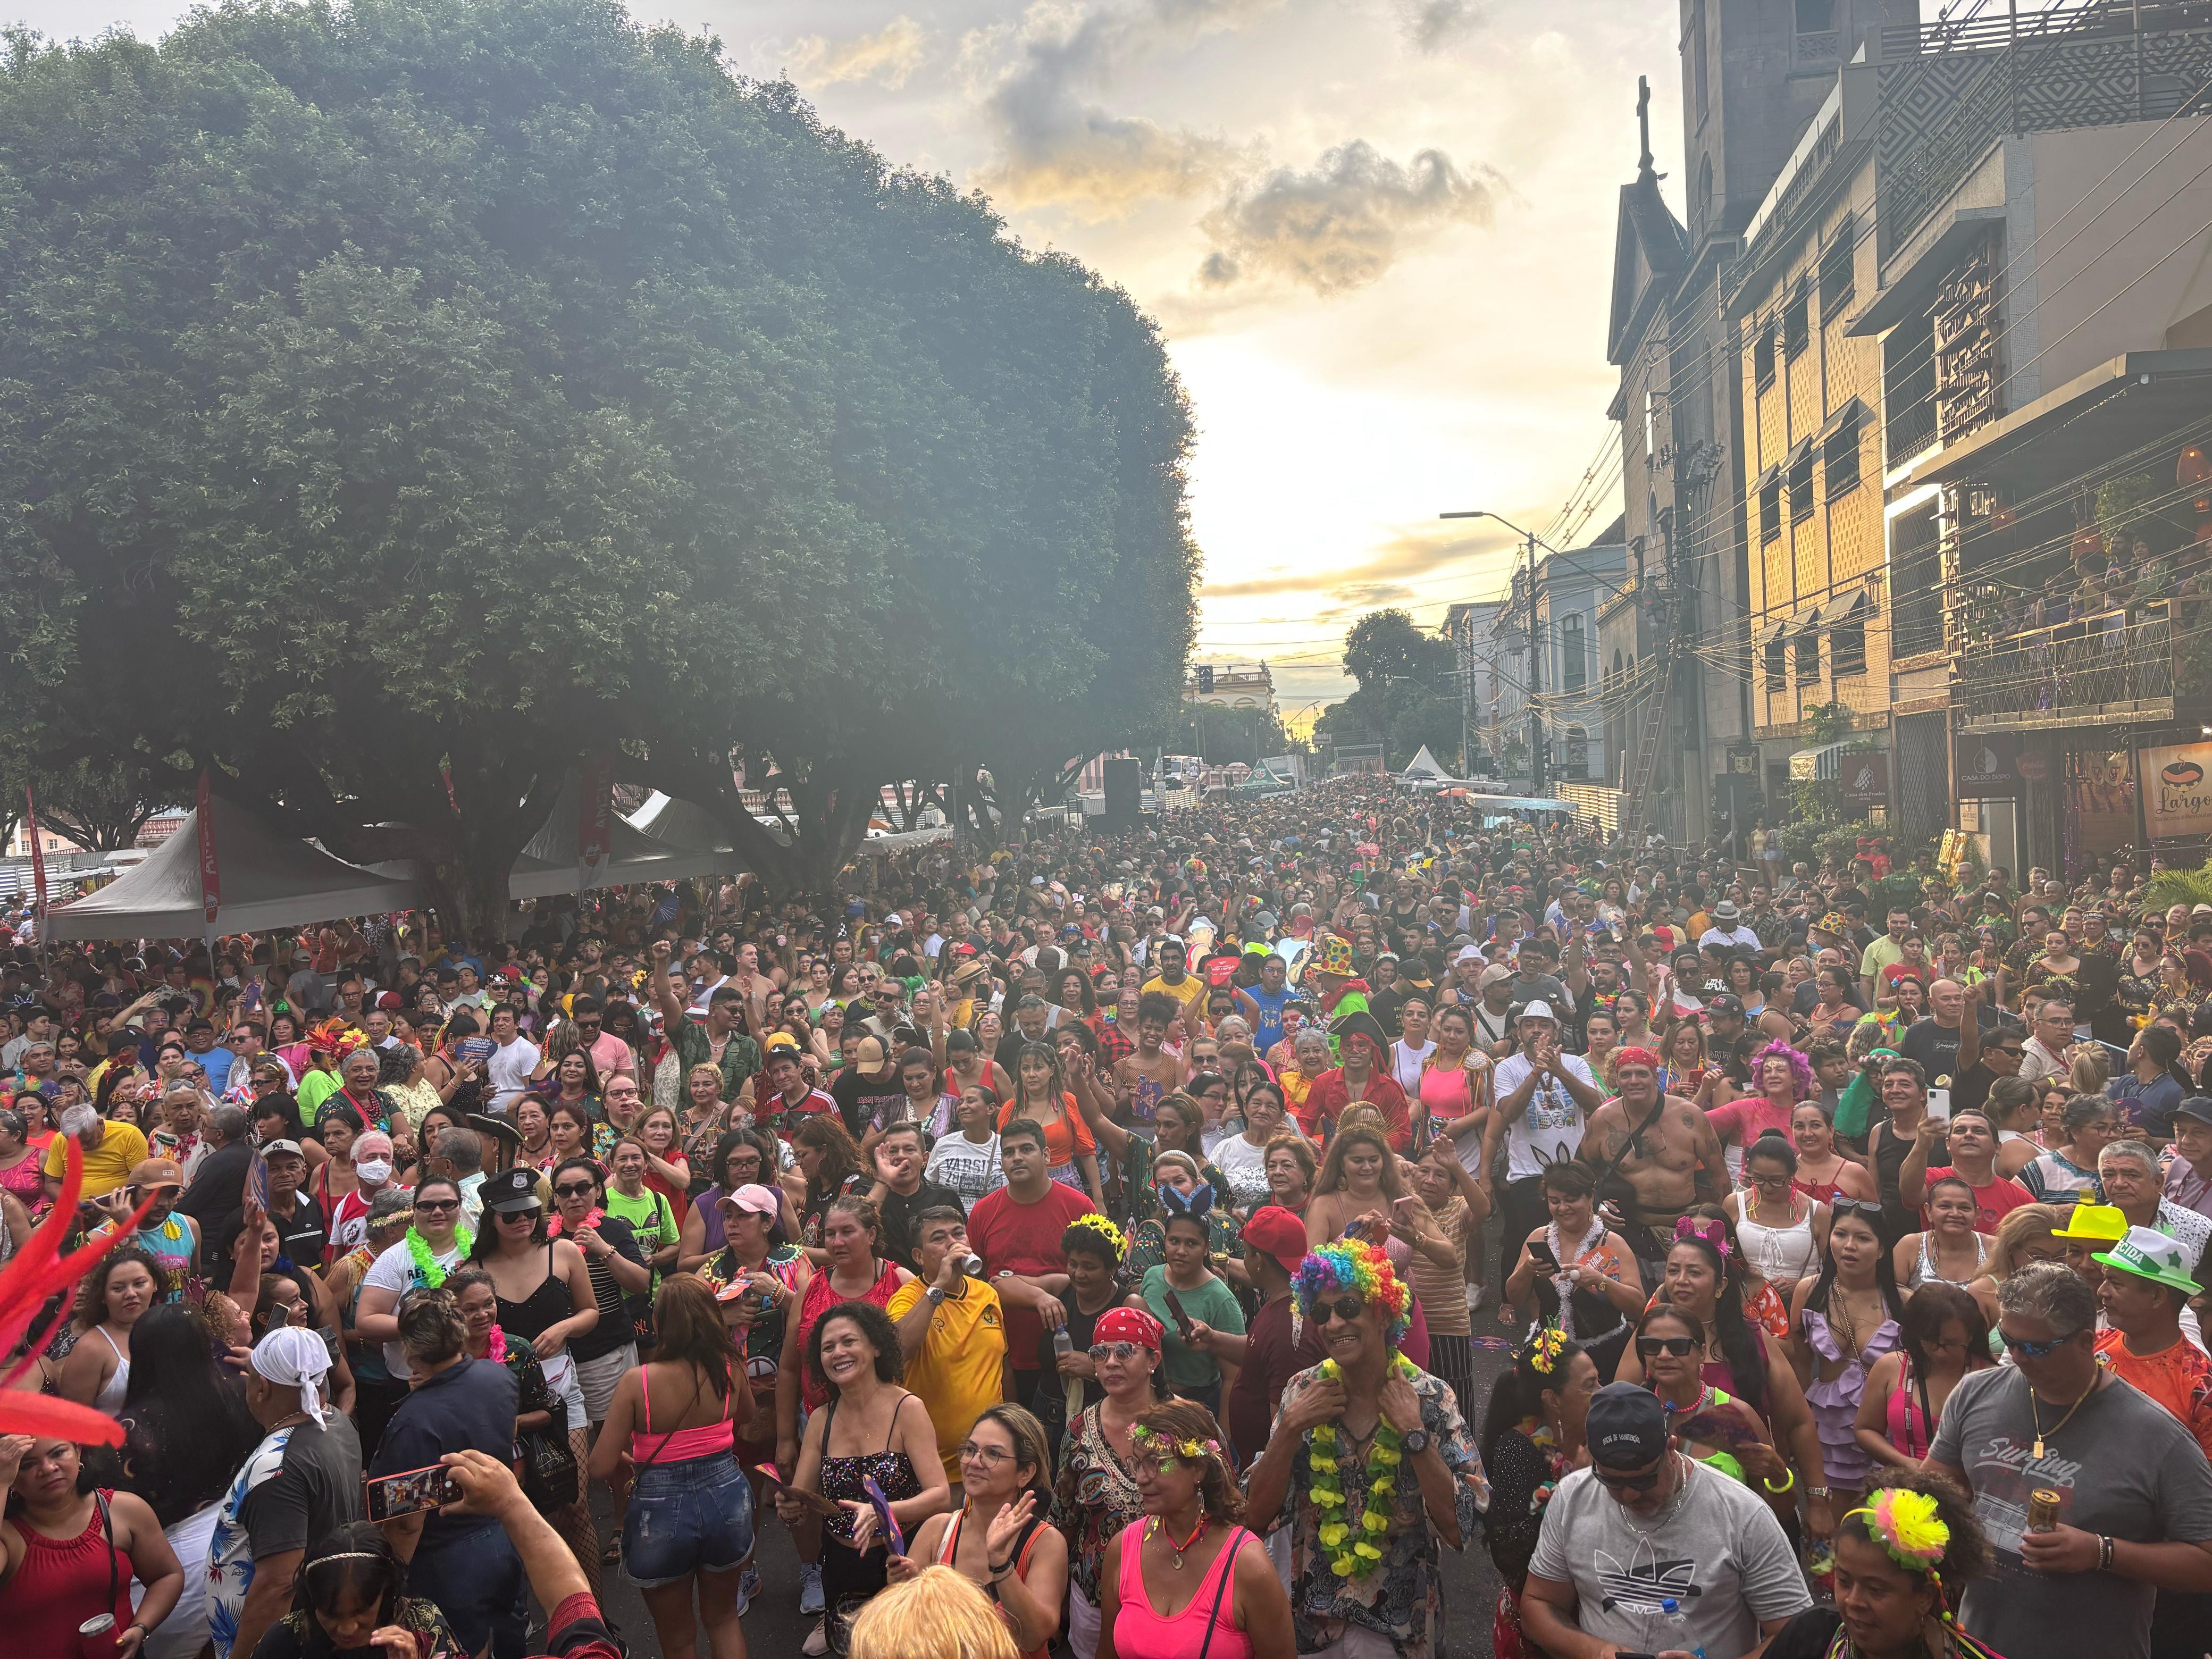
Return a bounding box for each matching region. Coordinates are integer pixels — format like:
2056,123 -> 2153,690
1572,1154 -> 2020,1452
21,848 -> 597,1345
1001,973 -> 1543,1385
1319,1296 -> 1365,1324
414,1197 -> 460,1213
554,1181 -> 597,1198
1832,1197 -> 1886,1219
1636,1335 -> 1696,1359
1594,1463 -> 1667,1492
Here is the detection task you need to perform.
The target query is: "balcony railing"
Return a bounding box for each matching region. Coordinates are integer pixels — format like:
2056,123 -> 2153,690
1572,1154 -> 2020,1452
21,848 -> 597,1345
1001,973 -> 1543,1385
1958,600 -> 2175,728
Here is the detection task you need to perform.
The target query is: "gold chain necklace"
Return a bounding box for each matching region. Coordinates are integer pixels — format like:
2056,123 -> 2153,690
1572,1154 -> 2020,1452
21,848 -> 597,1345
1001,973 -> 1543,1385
2031,1373 -> 2097,1460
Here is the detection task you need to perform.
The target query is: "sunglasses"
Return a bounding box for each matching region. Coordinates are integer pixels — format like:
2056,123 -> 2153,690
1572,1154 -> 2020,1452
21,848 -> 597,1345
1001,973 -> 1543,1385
1088,1342 -> 1147,1364
414,1198 -> 460,1214
1594,1463 -> 1667,1492
554,1182 -> 597,1198
498,1207 -> 543,1222
1997,1327 -> 2076,1360
1319,1296 -> 1366,1324
1636,1335 -> 1696,1358
1832,1197 -> 1886,1220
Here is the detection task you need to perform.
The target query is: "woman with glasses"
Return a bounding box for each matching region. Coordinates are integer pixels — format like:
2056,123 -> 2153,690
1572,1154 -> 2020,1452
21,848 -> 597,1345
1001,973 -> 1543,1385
1788,1194 -> 1906,1519
1051,1306 -> 1166,1659
354,1174 -> 474,1380
1727,1132 -> 1830,1289
1631,1303 -> 1792,1519
1853,1281 -> 1990,1472
468,1168 -> 598,1537
1620,1213 -> 1832,1538
680,1129 -> 789,1271
889,1405 -> 1068,1659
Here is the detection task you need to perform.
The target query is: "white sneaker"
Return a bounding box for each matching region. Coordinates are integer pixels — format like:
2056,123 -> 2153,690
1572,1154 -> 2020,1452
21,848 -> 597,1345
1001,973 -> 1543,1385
1465,1281 -> 1487,1311
799,1559 -> 824,1615
802,1619 -> 830,1656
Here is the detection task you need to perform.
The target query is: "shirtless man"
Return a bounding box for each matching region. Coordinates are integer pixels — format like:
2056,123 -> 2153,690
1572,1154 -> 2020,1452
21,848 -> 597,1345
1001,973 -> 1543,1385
1577,1046 -> 1727,1285
1112,990 -> 1183,1128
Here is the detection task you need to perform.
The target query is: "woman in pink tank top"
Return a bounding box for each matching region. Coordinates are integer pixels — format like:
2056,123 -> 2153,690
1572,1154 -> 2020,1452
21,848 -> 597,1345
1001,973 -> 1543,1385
1096,1401 -> 1292,1659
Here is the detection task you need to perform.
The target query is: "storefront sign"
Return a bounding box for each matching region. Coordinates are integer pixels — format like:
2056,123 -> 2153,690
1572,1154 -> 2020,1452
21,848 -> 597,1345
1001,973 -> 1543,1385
1839,751 -> 1890,810
1955,734 -> 2022,796
2016,748 -> 2050,783
2141,741 -> 2212,838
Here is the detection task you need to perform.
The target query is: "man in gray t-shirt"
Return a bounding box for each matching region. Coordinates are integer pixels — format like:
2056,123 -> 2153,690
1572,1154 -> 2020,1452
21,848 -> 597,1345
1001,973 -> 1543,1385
1931,1263 -> 2212,1659
1525,1384 -> 1809,1659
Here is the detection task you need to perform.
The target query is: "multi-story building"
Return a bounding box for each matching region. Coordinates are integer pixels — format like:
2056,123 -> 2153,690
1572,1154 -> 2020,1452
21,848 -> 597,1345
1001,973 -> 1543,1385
1480,527 -> 1629,790
1183,663 -> 1278,717
1712,1 -> 2212,872
1606,0 -> 1917,847
1443,600 -> 1507,772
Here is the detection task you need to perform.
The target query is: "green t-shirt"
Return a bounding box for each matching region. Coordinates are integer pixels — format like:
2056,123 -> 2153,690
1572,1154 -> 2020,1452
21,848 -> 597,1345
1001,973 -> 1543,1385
297,1068 -> 342,1124
602,1185 -> 677,1290
1138,1264 -> 1245,1392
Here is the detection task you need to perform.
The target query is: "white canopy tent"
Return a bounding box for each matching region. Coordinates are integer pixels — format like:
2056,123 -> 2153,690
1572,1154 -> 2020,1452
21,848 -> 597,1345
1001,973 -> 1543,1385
508,775 -> 742,899
45,799 -> 421,940
1398,745 -> 1451,783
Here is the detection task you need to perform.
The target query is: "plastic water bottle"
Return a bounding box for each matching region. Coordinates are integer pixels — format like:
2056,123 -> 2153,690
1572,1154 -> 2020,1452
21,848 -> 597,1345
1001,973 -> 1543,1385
1646,1597 -> 1705,1659
1053,1327 -> 1084,1425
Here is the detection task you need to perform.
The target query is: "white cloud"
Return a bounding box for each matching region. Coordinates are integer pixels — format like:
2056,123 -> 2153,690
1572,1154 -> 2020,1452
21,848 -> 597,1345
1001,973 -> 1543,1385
1197,139 -> 1500,294
787,16 -> 929,90
1397,0 -> 1481,53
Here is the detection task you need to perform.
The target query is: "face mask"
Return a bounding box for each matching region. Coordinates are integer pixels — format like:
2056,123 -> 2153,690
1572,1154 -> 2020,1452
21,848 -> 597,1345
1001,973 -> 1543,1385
355,1159 -> 393,1186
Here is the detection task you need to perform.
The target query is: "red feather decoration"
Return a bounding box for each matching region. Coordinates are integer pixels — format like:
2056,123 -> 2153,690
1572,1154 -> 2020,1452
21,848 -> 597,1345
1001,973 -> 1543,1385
0,1137 -> 157,1446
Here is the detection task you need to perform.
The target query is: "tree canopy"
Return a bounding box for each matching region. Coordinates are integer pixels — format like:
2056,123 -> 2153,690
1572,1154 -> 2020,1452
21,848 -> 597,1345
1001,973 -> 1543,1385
0,0 -> 1197,930
1315,609 -> 1460,770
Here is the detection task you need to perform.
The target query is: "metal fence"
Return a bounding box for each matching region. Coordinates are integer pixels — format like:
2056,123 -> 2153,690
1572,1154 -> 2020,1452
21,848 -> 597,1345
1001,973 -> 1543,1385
1957,602 -> 2176,726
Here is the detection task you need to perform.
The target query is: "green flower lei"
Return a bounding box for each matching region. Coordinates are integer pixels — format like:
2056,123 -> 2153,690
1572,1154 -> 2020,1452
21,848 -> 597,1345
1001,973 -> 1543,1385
405,1224 -> 473,1288
1305,1353 -> 1417,1580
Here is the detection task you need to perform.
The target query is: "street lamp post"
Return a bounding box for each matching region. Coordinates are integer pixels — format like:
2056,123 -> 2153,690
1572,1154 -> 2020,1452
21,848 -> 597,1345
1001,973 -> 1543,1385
1442,509 -> 1546,795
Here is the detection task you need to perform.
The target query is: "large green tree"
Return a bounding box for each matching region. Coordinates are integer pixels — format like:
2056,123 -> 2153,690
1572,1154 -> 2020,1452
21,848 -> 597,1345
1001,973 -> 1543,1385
0,0 -> 1195,926
1315,608 -> 1459,769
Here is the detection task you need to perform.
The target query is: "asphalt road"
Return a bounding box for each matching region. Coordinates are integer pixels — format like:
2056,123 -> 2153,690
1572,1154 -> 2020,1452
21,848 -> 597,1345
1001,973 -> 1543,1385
585,1219 -> 1516,1658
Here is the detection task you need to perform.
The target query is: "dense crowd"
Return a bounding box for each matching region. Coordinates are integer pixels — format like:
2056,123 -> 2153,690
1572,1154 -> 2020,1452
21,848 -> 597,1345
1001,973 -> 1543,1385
1,777 -> 2210,1659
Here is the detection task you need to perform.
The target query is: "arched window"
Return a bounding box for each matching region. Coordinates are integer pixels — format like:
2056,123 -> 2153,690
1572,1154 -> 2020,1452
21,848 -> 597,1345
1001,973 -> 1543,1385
1612,648 -> 1626,678
1562,613 -> 1587,692
1562,725 -> 1590,780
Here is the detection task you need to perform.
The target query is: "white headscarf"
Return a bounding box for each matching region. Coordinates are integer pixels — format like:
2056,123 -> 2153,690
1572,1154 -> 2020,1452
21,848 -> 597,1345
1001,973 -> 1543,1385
252,1325 -> 333,1424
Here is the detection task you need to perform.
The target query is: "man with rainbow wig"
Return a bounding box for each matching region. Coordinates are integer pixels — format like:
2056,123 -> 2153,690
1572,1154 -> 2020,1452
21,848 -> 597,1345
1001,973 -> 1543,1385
1244,1238 -> 1487,1658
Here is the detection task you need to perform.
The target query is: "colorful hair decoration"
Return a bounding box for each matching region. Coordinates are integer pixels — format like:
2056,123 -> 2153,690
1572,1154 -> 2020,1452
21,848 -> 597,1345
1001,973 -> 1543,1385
1850,1488 -> 1951,1576
1752,1039 -> 1814,1101
1293,1240 -> 1411,1347
1130,1423 -> 1224,1467
1527,1323 -> 1568,1376
1066,1212 -> 1128,1261
1674,1214 -> 1732,1261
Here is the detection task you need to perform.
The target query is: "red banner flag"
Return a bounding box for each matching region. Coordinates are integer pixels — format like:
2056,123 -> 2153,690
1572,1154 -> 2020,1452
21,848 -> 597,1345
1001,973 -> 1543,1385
196,771 -> 220,926
23,786 -> 46,923
577,754 -> 615,894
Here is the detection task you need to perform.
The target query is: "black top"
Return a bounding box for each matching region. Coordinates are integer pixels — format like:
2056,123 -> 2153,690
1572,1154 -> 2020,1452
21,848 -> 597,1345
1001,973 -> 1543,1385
177,1139 -> 252,1278
371,1355 -> 519,1545
239,1414 -> 365,1562
1759,1607 -> 1843,1659
875,1177 -> 966,1275
493,1239 -> 575,1346
268,1190 -> 329,1269
569,1213 -> 646,1363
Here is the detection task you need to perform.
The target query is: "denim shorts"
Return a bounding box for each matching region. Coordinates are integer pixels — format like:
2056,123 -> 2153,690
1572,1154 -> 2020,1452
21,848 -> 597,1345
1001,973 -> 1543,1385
623,1451 -> 755,1588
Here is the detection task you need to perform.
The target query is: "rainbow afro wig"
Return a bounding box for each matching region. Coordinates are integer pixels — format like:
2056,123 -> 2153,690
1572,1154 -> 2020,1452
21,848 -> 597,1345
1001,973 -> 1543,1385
1293,1239 -> 1411,1348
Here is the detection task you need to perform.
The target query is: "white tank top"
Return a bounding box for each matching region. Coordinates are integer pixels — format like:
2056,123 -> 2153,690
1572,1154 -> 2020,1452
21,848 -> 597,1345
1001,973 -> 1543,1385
94,1326 -> 130,1416
1735,1196 -> 1821,1287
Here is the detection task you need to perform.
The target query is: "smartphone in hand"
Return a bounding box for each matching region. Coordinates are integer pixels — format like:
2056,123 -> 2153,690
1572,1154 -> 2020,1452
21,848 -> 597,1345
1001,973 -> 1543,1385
365,1464 -> 462,1522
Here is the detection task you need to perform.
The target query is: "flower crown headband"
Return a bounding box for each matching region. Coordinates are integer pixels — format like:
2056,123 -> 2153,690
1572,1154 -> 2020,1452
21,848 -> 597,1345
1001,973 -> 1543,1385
1066,1212 -> 1127,1260
1849,1488 -> 1953,1613
1130,1423 -> 1224,1468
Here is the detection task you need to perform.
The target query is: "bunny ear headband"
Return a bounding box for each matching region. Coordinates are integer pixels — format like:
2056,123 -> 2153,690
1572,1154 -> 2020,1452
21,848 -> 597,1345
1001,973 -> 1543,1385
1160,1180 -> 1216,1220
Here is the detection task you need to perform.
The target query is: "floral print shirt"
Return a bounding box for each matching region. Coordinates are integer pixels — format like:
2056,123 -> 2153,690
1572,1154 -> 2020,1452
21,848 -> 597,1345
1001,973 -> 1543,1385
1254,1359 -> 1489,1659
1050,1403 -> 1146,1605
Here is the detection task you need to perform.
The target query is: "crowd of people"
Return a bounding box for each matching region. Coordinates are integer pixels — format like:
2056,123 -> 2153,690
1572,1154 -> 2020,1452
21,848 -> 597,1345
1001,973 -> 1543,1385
1,777 -> 2210,1659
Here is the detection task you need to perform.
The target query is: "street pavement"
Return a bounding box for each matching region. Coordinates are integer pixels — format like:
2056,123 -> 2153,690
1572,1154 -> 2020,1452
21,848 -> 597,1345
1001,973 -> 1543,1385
585,1216 -> 1515,1657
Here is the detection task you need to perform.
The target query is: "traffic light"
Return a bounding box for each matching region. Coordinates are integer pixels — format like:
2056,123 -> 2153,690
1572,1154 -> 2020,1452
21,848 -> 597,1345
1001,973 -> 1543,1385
1196,665 -> 1214,693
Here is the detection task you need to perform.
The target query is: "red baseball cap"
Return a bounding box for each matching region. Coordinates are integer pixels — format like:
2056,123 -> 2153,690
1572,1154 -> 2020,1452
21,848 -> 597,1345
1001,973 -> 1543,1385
1242,1205 -> 1310,1276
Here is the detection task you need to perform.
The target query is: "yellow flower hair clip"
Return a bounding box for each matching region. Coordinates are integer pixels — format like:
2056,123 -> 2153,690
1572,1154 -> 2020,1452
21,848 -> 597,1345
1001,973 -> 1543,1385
1066,1212 -> 1128,1261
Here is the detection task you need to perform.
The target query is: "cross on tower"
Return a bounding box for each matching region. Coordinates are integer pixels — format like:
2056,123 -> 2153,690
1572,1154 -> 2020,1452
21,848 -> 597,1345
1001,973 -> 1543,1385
1636,74 -> 1654,178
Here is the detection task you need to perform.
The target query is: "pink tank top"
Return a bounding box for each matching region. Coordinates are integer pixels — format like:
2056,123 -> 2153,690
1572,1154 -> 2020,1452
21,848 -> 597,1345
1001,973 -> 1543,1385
1114,1522 -> 1253,1659
630,1363 -> 738,1464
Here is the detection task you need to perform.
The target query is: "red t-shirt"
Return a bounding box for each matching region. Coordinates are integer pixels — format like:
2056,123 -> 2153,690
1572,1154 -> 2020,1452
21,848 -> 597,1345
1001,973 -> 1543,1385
1224,1294 -> 1325,1470
966,1180 -> 1096,1372
1922,1166 -> 2034,1233
1301,1070 -> 1412,1150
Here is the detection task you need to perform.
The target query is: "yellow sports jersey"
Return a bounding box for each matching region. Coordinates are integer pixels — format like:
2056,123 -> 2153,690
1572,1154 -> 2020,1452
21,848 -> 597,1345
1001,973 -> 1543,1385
885,1277 -> 1009,1474
1142,972 -> 1209,1024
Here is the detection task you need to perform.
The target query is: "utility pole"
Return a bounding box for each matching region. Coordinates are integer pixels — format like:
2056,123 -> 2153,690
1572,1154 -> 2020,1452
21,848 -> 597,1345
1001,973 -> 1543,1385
1524,526 -> 1545,797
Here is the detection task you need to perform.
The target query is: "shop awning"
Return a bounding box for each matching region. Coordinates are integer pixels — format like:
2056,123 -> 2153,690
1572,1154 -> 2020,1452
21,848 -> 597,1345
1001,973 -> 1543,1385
1903,347 -> 2212,492
1790,741 -> 1849,781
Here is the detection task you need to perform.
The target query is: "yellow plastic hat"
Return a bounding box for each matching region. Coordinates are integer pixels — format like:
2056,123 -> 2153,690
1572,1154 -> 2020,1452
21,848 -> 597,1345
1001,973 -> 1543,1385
2049,1201 -> 2128,1241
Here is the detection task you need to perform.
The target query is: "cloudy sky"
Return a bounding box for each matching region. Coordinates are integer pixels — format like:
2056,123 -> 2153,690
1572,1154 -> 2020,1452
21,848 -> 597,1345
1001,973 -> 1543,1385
15,0 -> 1697,719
